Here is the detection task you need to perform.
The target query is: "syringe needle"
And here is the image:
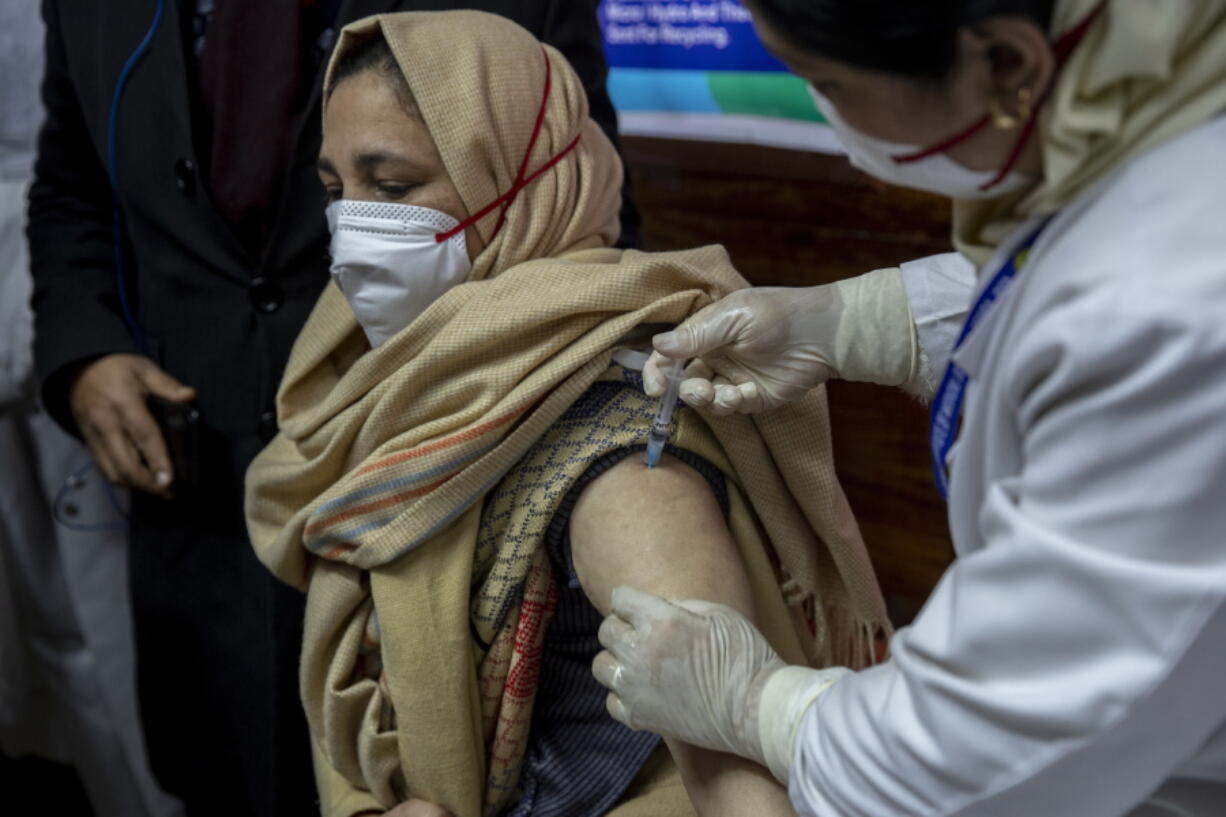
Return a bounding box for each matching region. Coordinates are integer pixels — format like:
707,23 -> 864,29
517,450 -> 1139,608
645,359 -> 686,468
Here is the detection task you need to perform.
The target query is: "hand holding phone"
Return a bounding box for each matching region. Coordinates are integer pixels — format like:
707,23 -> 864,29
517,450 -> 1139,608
68,354 -> 197,498
149,394 -> 201,494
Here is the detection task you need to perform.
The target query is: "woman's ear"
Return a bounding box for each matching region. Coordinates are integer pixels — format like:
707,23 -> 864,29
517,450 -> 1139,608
965,17 -> 1056,127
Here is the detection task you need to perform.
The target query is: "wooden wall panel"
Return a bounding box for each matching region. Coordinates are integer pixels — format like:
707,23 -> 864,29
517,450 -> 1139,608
624,136 -> 956,625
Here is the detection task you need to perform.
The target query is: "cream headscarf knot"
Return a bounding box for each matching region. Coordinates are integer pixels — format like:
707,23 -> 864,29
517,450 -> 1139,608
956,0 -> 1226,263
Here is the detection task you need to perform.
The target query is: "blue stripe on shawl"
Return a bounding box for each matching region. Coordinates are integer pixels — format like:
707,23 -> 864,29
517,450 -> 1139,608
314,442 -> 501,516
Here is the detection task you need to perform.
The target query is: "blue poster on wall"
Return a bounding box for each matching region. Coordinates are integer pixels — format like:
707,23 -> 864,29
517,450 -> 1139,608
598,0 -> 841,153
601,0 -> 786,72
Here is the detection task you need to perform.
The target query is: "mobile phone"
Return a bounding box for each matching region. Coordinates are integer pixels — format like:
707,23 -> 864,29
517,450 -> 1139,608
148,396 -> 201,492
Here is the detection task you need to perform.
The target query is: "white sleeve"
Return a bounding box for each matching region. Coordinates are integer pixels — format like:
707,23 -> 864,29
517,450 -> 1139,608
788,288 -> 1226,816
899,252 -> 976,399
0,179 -> 33,409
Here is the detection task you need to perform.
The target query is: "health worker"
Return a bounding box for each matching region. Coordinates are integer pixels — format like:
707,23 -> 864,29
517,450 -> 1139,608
591,1 -> 1226,815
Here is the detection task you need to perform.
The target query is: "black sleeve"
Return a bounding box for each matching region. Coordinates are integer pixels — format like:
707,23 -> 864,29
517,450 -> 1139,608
27,0 -> 140,434
540,0 -> 641,248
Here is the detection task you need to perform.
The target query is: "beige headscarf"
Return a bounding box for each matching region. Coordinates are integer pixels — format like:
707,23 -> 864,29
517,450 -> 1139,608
956,0 -> 1226,263
326,11 -> 623,279
247,10 -> 888,817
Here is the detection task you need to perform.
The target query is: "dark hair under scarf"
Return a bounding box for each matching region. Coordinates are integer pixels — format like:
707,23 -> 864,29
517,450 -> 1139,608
745,0 -> 1056,78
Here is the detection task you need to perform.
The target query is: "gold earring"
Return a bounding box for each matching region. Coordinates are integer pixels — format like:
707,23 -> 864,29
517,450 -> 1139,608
991,86 -> 1034,130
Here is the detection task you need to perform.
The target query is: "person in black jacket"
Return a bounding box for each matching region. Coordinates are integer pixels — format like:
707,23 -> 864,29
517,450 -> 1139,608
27,2 -> 631,815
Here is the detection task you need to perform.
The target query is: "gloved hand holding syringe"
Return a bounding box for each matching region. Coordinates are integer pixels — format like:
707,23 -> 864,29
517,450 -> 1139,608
645,358 -> 686,468
641,272 -> 918,415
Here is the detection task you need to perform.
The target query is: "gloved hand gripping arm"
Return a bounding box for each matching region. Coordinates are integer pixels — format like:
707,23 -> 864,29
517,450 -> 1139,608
592,586 -> 850,784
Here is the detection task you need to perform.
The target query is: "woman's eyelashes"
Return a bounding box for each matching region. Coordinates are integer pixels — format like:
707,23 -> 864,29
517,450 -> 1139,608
375,181 -> 416,200
317,180 -> 420,204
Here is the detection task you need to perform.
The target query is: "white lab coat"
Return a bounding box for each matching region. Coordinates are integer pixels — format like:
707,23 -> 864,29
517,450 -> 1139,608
0,172 -> 183,817
0,4 -> 181,814
789,115 -> 1226,817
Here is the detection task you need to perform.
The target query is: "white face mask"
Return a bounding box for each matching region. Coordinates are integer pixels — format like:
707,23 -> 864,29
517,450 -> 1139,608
811,89 -> 1035,200
326,200 -> 472,348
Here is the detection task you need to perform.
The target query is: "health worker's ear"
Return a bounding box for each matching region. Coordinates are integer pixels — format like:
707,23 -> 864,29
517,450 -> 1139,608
959,17 -> 1056,127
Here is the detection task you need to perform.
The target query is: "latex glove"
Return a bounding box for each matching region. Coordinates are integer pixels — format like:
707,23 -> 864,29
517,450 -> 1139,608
592,586 -> 788,764
643,269 -> 917,415
593,587 -> 852,784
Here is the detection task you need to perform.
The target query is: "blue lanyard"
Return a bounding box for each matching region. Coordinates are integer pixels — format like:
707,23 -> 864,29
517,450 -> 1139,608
929,223 -> 1048,499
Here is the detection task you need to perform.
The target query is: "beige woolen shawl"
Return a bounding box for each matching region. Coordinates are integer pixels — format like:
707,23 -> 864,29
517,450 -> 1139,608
245,10 -> 888,817
955,0 -> 1226,264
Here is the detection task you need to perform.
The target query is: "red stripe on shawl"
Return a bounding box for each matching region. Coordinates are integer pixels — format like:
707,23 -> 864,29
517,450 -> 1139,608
306,475 -> 452,535
488,576 -> 559,766
504,580 -> 559,699
324,543 -> 357,561
356,405 -> 531,476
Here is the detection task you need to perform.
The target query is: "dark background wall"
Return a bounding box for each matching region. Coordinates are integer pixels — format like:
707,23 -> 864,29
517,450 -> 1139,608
625,136 -> 956,625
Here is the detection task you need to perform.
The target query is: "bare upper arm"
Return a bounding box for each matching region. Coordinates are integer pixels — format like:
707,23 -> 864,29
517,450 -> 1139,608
568,451 -> 756,620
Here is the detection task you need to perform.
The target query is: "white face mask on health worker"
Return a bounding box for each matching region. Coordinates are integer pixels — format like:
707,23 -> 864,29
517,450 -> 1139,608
326,200 -> 472,348
810,88 -> 1034,199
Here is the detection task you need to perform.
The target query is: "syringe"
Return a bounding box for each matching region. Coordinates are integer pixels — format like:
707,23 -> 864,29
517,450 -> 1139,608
645,359 -> 686,468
